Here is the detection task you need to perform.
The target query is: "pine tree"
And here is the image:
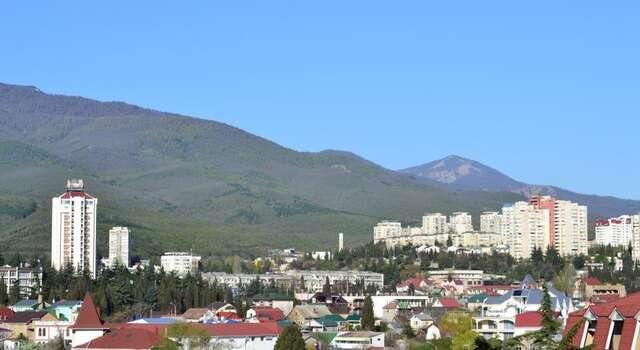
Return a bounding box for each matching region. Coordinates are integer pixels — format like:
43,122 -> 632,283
322,276 -> 331,294
531,284 -> 561,349
362,295 -> 375,331
274,324 -> 305,350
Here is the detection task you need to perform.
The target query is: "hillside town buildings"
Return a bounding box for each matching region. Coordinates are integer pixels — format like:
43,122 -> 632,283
51,179 -> 98,278
374,195 -> 589,259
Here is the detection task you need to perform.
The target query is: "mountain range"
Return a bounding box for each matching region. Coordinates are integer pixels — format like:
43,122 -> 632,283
0,82 -> 637,258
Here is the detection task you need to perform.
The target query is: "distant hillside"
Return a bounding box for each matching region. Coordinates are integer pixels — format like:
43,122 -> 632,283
0,83 -> 522,258
401,155 -> 640,220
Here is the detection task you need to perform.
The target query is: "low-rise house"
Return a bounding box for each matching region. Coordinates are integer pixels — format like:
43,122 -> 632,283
410,312 -> 434,330
197,322 -> 282,350
330,331 -> 384,349
432,297 -> 460,310
47,300 -> 82,322
205,302 -> 237,314
381,301 -> 398,323
466,293 -> 487,311
513,311 -> 543,337
1,311 -> 56,341
424,324 -> 441,340
344,314 -> 362,329
10,299 -> 45,312
33,318 -> 73,345
288,304 -> 333,329
75,327 -> 164,350
251,293 -> 294,316
475,280 -> 573,341
582,277 -> 626,301
180,308 -> 216,323
246,307 -> 285,322
0,307 -> 14,321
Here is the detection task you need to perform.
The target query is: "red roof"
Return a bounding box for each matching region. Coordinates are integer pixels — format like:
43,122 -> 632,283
59,190 -> 95,199
399,278 -> 429,288
217,311 -> 242,320
382,301 -> 398,310
564,292 -> 640,349
515,311 -> 543,328
434,298 -> 460,308
76,328 -> 163,349
0,308 -> 14,321
195,321 -> 282,337
252,307 -> 285,321
584,277 -> 603,286
71,293 -> 105,329
590,294 -> 620,304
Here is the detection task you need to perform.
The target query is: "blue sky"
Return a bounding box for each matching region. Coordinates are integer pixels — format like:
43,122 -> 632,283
1,1 -> 639,199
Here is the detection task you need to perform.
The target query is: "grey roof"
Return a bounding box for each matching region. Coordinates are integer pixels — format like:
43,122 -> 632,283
412,312 -> 433,321
12,299 -> 38,308
484,285 -> 571,308
521,274 -> 536,288
50,300 -> 82,308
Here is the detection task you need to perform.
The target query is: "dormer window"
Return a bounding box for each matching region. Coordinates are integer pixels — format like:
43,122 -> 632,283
606,309 -> 625,350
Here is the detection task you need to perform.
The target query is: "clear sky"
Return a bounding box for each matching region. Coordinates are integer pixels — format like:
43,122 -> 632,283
1,1 -> 639,199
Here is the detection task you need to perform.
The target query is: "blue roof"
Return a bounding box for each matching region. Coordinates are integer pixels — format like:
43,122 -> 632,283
50,300 -> 82,308
12,299 -> 38,308
137,318 -> 178,324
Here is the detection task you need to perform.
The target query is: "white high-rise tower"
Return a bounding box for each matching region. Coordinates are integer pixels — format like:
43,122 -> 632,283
108,226 -> 130,268
338,233 -> 344,251
51,179 -> 98,278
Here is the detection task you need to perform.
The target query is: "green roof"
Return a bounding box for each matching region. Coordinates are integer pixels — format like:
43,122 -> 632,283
345,314 -> 361,321
467,294 -> 486,303
311,332 -> 337,344
398,300 -> 411,309
317,314 -> 344,327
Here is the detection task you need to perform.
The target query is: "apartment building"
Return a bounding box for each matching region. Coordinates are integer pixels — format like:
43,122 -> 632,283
106,227 -> 130,268
203,270 -> 384,292
595,215 -> 634,247
501,202 -> 550,260
373,221 -> 402,244
632,215 -> 640,262
530,196 -> 588,256
554,200 -> 588,256
452,231 -> 502,247
160,252 -> 201,276
51,179 -> 97,278
422,213 -> 448,235
449,212 -> 473,234
0,265 -> 42,298
480,211 -> 502,233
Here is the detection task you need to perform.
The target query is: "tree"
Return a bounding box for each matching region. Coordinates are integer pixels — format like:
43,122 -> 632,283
9,282 -> 21,305
437,312 -> 474,337
402,324 -> 415,338
554,263 -> 576,295
0,280 -> 8,306
166,323 -> 211,350
361,295 -> 375,331
322,276 -> 331,294
451,329 -> 478,350
274,324 -> 305,350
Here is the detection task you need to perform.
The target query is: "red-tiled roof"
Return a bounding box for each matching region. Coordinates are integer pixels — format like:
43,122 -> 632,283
399,278 -> 429,288
71,293 -> 105,329
195,321 -> 281,337
253,307 -> 285,321
217,311 -> 241,320
382,301 -> 398,310
584,277 -> 603,286
59,191 -> 95,199
515,311 -> 543,328
76,328 -> 163,349
434,298 -> 460,308
0,308 -> 14,321
564,292 -> 640,349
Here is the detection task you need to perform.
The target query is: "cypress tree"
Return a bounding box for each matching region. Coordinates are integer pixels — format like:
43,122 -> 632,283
0,279 -> 8,306
362,295 -> 375,331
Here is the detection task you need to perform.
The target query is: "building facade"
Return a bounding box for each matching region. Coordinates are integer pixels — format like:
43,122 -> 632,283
595,215 -> 634,247
107,227 -> 130,268
480,211 -> 502,233
554,200 -> 588,256
0,265 -> 42,298
449,212 -> 473,234
51,179 -> 97,278
501,202 -> 550,260
160,252 -> 201,276
422,213 -> 448,235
